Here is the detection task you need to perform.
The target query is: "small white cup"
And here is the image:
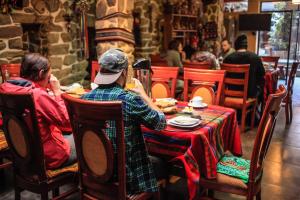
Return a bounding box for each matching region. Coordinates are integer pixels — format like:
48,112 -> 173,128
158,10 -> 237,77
189,96 -> 203,107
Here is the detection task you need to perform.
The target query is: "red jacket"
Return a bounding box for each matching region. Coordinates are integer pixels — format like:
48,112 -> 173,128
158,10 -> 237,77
0,78 -> 71,169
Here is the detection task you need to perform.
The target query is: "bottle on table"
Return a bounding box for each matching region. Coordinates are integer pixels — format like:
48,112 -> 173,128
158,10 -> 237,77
4,69 -> 10,81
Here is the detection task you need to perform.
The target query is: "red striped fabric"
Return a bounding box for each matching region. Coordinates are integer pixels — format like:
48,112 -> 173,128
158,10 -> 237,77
142,103 -> 242,200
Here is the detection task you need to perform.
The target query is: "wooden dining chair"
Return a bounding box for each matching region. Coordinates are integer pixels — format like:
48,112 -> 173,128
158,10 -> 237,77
184,62 -> 211,69
0,129 -> 12,170
284,62 -> 299,124
151,66 -> 179,98
0,92 -> 78,200
199,85 -> 287,200
0,64 -> 21,83
183,68 -> 225,105
91,60 -> 100,82
260,56 -> 280,70
62,93 -> 156,200
221,63 -> 256,133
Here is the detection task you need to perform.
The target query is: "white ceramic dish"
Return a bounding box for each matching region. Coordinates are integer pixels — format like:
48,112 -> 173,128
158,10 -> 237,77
168,120 -> 201,128
167,116 -> 201,128
188,102 -> 208,108
156,98 -> 178,103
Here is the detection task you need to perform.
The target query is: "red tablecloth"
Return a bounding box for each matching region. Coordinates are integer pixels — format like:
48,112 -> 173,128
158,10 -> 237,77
264,69 -> 280,101
142,102 -> 242,199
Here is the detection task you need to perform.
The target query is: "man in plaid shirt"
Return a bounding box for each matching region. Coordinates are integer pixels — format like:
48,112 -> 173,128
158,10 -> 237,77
82,49 -> 166,194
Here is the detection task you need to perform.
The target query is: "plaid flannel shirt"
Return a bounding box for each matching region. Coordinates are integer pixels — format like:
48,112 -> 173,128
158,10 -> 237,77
81,84 -> 166,194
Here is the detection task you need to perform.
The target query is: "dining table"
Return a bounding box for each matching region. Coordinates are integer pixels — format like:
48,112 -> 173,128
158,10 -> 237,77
142,101 -> 242,199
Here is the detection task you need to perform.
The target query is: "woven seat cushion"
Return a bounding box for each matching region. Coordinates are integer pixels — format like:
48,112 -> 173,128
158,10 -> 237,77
0,130 -> 8,151
216,173 -> 248,189
224,97 -> 256,108
46,163 -> 78,178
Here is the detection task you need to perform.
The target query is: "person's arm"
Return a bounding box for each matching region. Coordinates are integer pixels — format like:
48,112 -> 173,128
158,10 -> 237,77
172,51 -> 183,68
35,75 -> 71,132
129,78 -> 166,131
130,78 -> 160,111
255,57 -> 266,87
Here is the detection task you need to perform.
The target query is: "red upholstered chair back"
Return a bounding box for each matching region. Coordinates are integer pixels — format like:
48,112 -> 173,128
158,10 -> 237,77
261,56 -> 280,70
183,68 -> 225,105
0,92 -> 47,180
249,85 -> 286,184
1,64 -> 21,83
151,66 -> 179,98
91,61 -> 100,82
62,94 -> 127,200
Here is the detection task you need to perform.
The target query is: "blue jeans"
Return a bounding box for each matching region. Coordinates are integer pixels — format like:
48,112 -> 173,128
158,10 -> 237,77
61,134 -> 77,167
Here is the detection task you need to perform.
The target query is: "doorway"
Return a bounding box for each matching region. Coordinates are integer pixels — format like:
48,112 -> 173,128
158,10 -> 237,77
258,1 -> 300,82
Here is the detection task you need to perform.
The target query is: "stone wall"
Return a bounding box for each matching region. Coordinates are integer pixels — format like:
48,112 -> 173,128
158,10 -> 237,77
95,0 -> 135,79
133,0 -> 164,58
0,0 -> 94,85
203,0 -> 225,55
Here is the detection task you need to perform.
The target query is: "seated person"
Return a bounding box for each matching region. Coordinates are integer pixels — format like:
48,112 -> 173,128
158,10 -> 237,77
165,39 -> 185,94
0,53 -> 76,169
223,34 -> 265,102
166,39 -> 184,71
81,49 -> 166,195
191,43 -> 218,69
219,38 -> 235,60
183,37 -> 197,60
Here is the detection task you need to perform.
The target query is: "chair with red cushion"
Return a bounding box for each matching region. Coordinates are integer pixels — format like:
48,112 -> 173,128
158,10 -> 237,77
0,64 -> 21,83
199,85 -> 287,200
0,92 -> 78,200
221,63 -> 256,133
151,66 -> 179,99
62,93 -> 156,200
183,68 -> 225,105
91,60 -> 100,82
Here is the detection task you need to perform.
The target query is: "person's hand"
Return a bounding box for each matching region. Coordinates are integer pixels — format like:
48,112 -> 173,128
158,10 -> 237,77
128,78 -> 147,97
49,74 -> 61,96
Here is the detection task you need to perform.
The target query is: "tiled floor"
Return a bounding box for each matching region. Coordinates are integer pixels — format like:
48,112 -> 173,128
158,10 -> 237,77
1,79 -> 300,200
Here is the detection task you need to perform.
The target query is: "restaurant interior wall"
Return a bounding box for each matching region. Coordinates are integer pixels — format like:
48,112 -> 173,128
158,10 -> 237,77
133,0 -> 164,58
0,0 -> 97,85
225,0 -> 290,53
133,0 -> 225,58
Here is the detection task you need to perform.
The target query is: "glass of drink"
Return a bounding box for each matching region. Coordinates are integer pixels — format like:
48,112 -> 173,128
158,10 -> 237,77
125,79 -> 135,90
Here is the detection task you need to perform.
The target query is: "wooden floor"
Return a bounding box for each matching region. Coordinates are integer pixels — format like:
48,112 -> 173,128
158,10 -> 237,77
1,79 -> 300,200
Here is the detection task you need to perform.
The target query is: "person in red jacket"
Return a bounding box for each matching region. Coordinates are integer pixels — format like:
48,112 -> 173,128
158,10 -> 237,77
0,53 -> 76,169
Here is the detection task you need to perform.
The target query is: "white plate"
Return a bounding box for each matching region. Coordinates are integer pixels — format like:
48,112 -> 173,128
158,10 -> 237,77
188,102 -> 208,108
168,119 -> 201,128
155,98 -> 178,103
168,116 -> 200,126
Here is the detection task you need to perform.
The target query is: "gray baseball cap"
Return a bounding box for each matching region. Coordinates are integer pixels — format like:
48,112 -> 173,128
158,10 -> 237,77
94,48 -> 128,85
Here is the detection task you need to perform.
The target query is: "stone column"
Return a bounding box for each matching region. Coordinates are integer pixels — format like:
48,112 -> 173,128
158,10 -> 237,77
203,0 -> 225,55
95,0 -> 135,78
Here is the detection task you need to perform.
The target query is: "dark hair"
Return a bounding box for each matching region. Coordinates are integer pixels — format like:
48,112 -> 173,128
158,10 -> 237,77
20,53 -> 50,82
235,34 -> 248,50
168,40 -> 181,51
221,38 -> 231,45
